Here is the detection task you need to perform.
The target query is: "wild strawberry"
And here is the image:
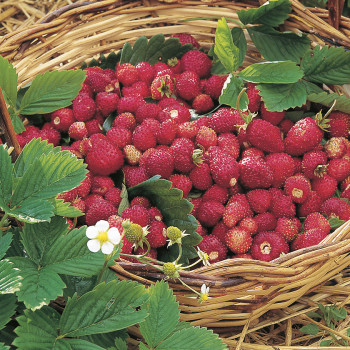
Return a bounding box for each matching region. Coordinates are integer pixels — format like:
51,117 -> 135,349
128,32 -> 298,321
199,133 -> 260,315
177,121 -> 198,140
192,94 -> 214,114
122,204 -> 150,227
188,163 -> 212,191
284,174 -> 311,204
135,103 -> 161,123
211,221 -> 228,244
85,69 -> 113,93
155,119 -> 177,145
40,128 -> 61,146
169,174 -> 192,198
71,196 -> 86,213
320,198 -> 350,221
176,70 -> 201,100
208,107 -> 244,133
223,200 -> 252,228
279,118 -> 294,136
153,62 -> 168,73
158,104 -> 191,124
84,194 -> 104,211
202,184 -> 228,204
91,176 -> 114,196
72,94 -> 96,122
197,235 -> 227,264
226,193 -> 250,208
104,187 -> 122,207
217,133 -> 240,159
297,190 -> 323,218
324,137 -> 348,159
251,231 -> 289,261
180,50 -> 212,78
301,150 -> 328,179
95,92 -> 119,117
112,112 -> 136,131
117,95 -> 144,114
68,121 -> 88,140
203,75 -> 227,100
108,215 -> 124,233
197,200 -> 225,227
241,147 -> 264,159
311,174 -> 337,200
123,166 -> 149,188
170,137 -> 196,173
225,227 -> 252,254
292,228 -> 327,250
106,127 -> 132,149
76,173 -> 92,198
130,196 -> 151,209
246,118 -> 284,153
304,212 -> 331,235
239,156 -> 273,189
148,207 -> 163,222
196,126 -> 217,150
151,74 -> 175,100
167,57 -> 182,74
131,124 -> 157,151
254,212 -> 277,232
270,193 -> 296,218
328,111 -> 350,138
275,217 -> 299,242
195,222 -> 207,237
246,82 -> 261,112
57,188 -> 78,203
145,149 -> 174,179
85,199 -> 117,226
51,108 -> 74,132
86,119 -> 103,137
80,82 -> 94,98
265,152 -> 295,188
239,217 -> 258,235
116,63 -> 139,87
86,140 -> 124,176
135,61 -> 155,85
260,103 -> 285,125
327,158 -> 350,182
122,81 -> 150,98
285,117 -> 325,156
246,189 -> 271,214
235,253 -> 253,259
171,33 -> 200,48
147,221 -> 167,248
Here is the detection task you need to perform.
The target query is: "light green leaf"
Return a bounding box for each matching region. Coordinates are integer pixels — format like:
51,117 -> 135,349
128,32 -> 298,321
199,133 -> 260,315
9,198 -> 54,223
307,91 -> 350,114
238,61 -> 304,84
42,226 -> 105,277
139,281 -> 180,348
0,145 -> 13,211
9,108 -> 25,134
11,150 -> 87,206
320,340 -> 333,347
331,306 -> 347,321
13,307 -> 60,349
0,259 -> 22,294
114,337 -> 127,350
51,198 -> 84,217
0,232 -> 12,260
0,343 -> 9,350
0,294 -> 17,330
219,74 -> 248,110
139,343 -> 148,350
231,27 -> 247,67
238,0 -> 291,26
118,183 -> 129,216
59,280 -> 148,337
0,56 -> 18,107
257,81 -> 307,111
10,257 -> 65,310
247,26 -> 310,62
299,323 -> 319,335
61,339 -> 106,350
214,18 -> 239,72
19,70 -> 86,115
156,326 -> 227,350
301,45 -> 350,85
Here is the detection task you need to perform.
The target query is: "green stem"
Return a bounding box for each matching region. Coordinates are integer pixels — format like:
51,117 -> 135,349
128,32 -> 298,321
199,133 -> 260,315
0,213 -> 9,228
175,243 -> 183,264
96,257 -> 109,285
186,258 -> 204,269
178,278 -> 201,297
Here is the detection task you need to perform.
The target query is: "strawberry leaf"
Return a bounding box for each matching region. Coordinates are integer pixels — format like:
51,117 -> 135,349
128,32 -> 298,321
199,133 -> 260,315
307,91 -> 350,113
219,74 -> 248,110
0,56 -> 18,108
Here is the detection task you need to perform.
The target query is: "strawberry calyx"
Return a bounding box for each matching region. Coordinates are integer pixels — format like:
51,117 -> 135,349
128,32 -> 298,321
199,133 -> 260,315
157,75 -> 174,98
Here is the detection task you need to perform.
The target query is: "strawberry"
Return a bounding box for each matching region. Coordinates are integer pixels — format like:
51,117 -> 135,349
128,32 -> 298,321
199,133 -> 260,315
122,204 -> 150,227
320,198 -> 350,221
167,57 -> 182,74
122,81 -> 151,98
241,147 -> 264,159
83,194 -> 104,211
130,196 -> 151,209
225,227 -> 252,254
304,212 -> 331,236
135,103 -> 161,124
246,82 -> 261,112
106,127 -> 132,149
284,174 -> 311,204
239,156 -> 273,189
196,126 -> 217,150
327,158 -> 350,182
156,119 -> 177,145
324,137 -> 348,159
84,69 -> 113,93
238,217 -> 258,235
212,220 -> 229,244
85,199 -> 117,226
147,221 -> 167,248
246,189 -> 271,214
151,74 -> 175,100
170,137 -> 196,173
144,149 -> 174,179
189,163 -> 213,191
192,94 -> 214,114
68,121 -> 88,140
270,193 -> 296,218
112,112 -> 136,131
202,184 -> 229,204
171,33 -> 200,48
117,95 -> 144,114
297,190 -> 323,218
40,128 -> 61,146
140,118 -> 160,135
197,235 -> 227,264
123,165 -> 149,188
197,200 -> 225,227
104,187 -> 122,207
208,107 -> 244,134
116,63 -> 139,87
311,174 -> 338,200
177,121 -> 198,140
217,133 -> 240,159
254,212 -> 277,232
169,174 -> 192,198
260,103 -> 285,125
175,71 -> 201,100
95,92 -> 119,117
132,124 -> 157,151
180,50 -> 212,78
123,145 -> 142,165
91,176 -> 115,196
158,105 -> 191,124
301,150 -> 328,179
223,200 -> 252,228
148,207 -> 163,222
275,217 -> 299,242
108,215 -> 124,233
292,228 -> 327,250
203,75 -> 227,100
135,61 -> 155,85
51,108 -> 74,132
328,111 -> 350,138
76,173 -> 92,198
265,152 -> 295,188
278,118 -> 294,136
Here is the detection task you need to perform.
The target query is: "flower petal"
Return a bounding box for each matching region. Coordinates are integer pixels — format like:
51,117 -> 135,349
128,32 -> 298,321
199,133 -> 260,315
87,239 -> 101,252
101,241 -> 114,255
201,284 -> 207,294
86,226 -> 98,239
95,220 -> 109,232
107,227 -> 121,244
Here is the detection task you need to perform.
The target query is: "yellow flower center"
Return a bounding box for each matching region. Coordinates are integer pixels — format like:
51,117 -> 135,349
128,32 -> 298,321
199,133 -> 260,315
202,294 -> 208,302
97,230 -> 109,244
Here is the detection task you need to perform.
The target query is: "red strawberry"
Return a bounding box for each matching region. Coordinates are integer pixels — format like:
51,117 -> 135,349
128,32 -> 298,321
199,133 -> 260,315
76,173 -> 92,198
130,196 -> 151,209
116,63 -> 139,87
148,207 -> 163,222
112,112 -> 136,131
223,200 -> 252,228
304,212 -> 331,236
275,217 -> 299,242
246,82 -> 261,112
254,212 -> 277,232
144,149 -> 174,179
180,50 -> 212,78
105,187 -> 122,207
251,231 -> 289,261
135,103 -> 161,124
192,94 -> 214,114
196,126 -> 217,150
170,137 -> 196,173
117,95 -> 144,114
301,150 -> 328,179
197,200 -> 225,227
260,103 -> 285,125
238,217 -> 258,235
197,235 -> 227,264
328,111 -> 350,138
176,71 -> 201,100
284,174 -> 311,203
72,94 -> 96,122
108,215 -> 124,233
151,74 -> 175,100
189,163 -> 213,191
208,107 -> 244,134
68,121 -> 88,140
225,227 -> 252,254
246,189 -> 271,214
217,133 -> 240,159
158,105 -> 191,124
202,184 -> 229,204
40,128 -> 61,146
297,190 -> 323,218
324,137 -> 348,159
156,119 -> 177,145
85,199 -> 116,226
95,92 -> 119,117
270,193 -> 296,218
320,198 -> 350,221
292,228 -> 328,250
132,124 -> 157,151
171,33 -> 200,48
203,75 -> 227,100
239,156 -> 273,189
122,81 -> 150,98
51,108 -> 74,132
177,121 -> 198,140
311,174 -> 337,200
85,69 -> 113,93
241,147 -> 264,159
147,221 -> 167,248
84,194 -> 104,211
136,61 -> 155,85
265,152 -> 295,188
169,174 -> 192,198
106,127 -> 132,149
122,204 -> 150,227
327,158 -> 350,182
212,220 -> 229,244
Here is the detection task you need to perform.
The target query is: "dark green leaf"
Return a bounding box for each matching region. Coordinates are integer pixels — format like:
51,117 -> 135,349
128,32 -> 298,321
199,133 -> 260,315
9,198 -> 54,223
10,257 -> 65,310
214,18 -> 239,72
9,108 -> 25,134
156,326 -> 227,350
102,114 -> 116,133
0,322 -> 16,347
299,323 -> 319,335
60,280 -> 148,337
51,198 -> 84,217
219,74 -> 248,110
139,281 -> 180,347
13,307 -> 60,349
0,294 -> 17,330
0,232 -> 12,260
231,27 -> 247,67
114,337 -> 127,350
237,0 -> 291,26
301,45 -> 350,85
19,70 -> 86,115
257,81 -> 307,111
0,259 -> 22,294
306,312 -> 322,319
300,80 -> 324,95
0,145 -> 13,211
247,26 -> 310,62
238,61 -> 304,84
82,330 -> 128,348
0,56 -> 18,107
118,183 -> 129,216
285,110 -> 314,123
307,91 -> 350,114
5,227 -> 25,258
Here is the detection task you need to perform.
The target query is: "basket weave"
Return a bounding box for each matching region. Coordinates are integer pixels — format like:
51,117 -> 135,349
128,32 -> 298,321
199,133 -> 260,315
1,0 -> 350,348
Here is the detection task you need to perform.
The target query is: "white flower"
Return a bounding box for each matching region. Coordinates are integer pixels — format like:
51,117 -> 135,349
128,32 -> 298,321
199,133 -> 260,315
197,247 -> 210,266
86,220 -> 121,255
199,284 -> 210,303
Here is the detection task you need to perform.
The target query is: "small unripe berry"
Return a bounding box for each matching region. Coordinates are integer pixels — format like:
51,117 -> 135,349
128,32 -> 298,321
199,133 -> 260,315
163,262 -> 179,279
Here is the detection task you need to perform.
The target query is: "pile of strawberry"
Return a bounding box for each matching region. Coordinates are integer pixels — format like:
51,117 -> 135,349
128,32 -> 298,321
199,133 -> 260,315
17,34 -> 350,264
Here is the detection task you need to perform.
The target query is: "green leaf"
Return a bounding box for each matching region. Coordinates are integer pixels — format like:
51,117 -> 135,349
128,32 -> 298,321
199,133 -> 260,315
0,232 -> 12,260
238,61 -> 304,84
11,149 -> 87,206
139,343 -> 148,350
320,340 -> 333,347
299,323 -> 320,335
5,227 -> 25,258
330,306 -> 347,321
139,281 -> 180,348
42,226 -> 105,277
9,109 -> 25,134
237,0 -> 291,26
102,114 -> 116,133
301,45 -> 350,85
51,198 -> 84,217
118,183 -> 129,216
13,307 -> 60,349
82,330 -> 128,348
307,91 -> 350,114
0,294 -> 17,330
257,81 -> 307,111
156,326 -> 227,350
306,312 -> 322,319
214,18 -> 239,72
10,257 -> 65,310
9,198 -> 54,223
0,343 -> 9,350
60,339 -> 106,350
247,26 -> 310,62
19,70 -> 86,115
219,74 -> 248,110
0,259 -> 22,294
0,145 -> 13,211
59,280 -> 148,337
0,56 -> 18,107
128,176 -> 198,264
231,27 -> 247,67
119,34 -> 193,65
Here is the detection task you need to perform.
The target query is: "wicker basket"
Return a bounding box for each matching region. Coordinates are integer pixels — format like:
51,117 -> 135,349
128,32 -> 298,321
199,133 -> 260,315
1,0 -> 350,348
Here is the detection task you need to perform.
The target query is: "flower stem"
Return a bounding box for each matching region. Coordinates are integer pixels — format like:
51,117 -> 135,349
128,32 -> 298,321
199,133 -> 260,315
175,243 -> 182,264
178,277 -> 200,297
